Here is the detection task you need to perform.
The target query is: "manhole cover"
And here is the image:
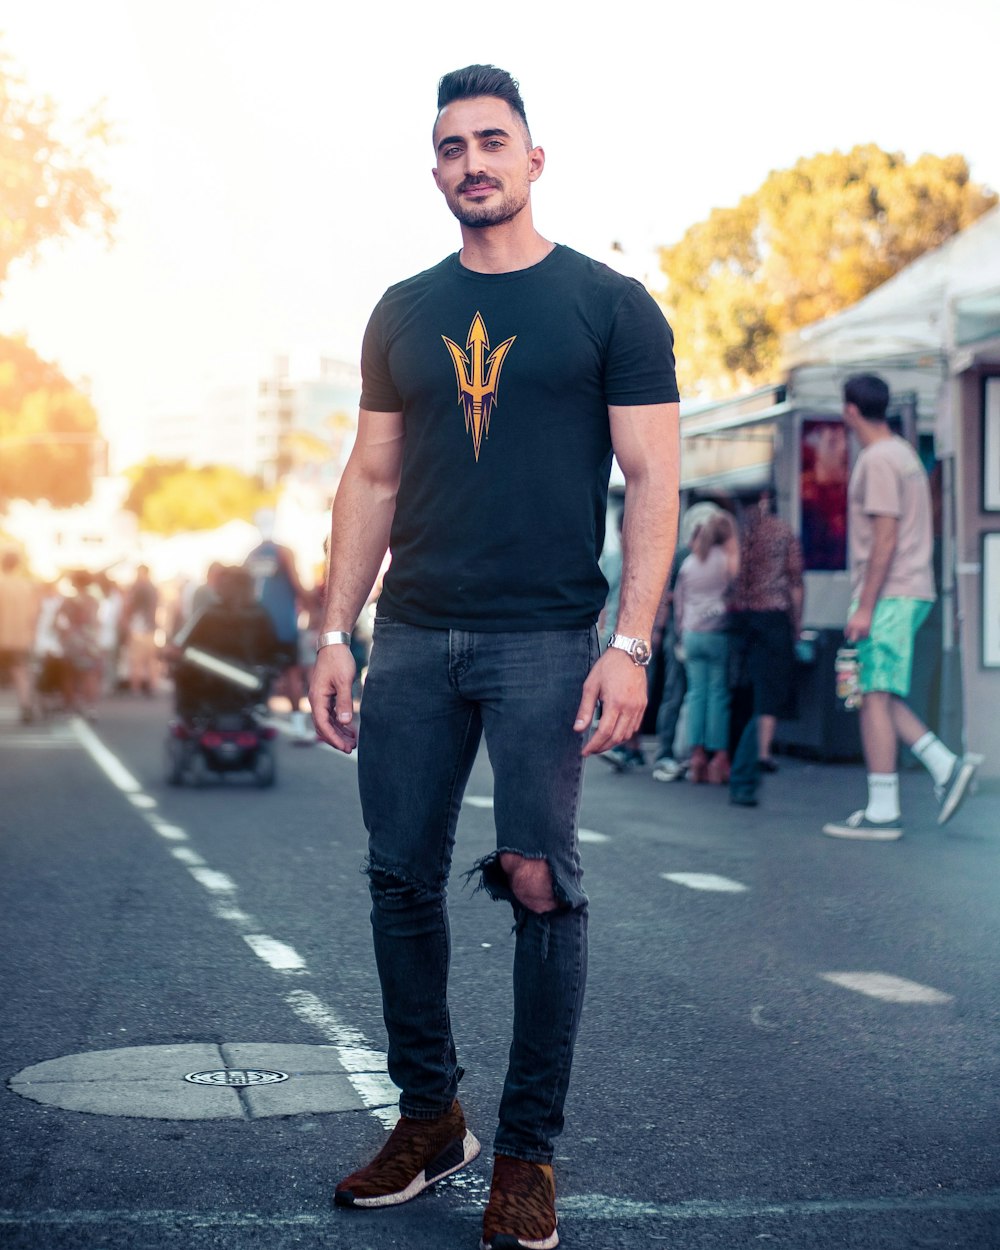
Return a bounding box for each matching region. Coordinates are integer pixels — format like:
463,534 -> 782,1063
184,1069 -> 289,1086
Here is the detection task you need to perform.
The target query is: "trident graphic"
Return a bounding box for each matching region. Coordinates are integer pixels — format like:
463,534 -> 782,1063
442,312 -> 516,461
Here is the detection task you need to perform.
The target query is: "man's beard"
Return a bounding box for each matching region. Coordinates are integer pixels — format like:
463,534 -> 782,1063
449,179 -> 529,229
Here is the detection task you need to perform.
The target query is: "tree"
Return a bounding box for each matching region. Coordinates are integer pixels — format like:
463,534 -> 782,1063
0,47 -> 116,507
0,48 -> 115,291
0,335 -> 101,507
123,459 -> 273,535
658,146 -> 998,397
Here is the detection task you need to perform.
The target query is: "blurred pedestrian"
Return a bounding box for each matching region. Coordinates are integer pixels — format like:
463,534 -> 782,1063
123,565 -> 160,696
730,489 -> 804,772
822,373 -> 980,839
95,573 -> 124,697
244,511 -> 312,743
673,511 -> 739,784
0,550 -> 40,723
651,538 -> 691,781
308,63 -> 680,1250
58,573 -> 102,720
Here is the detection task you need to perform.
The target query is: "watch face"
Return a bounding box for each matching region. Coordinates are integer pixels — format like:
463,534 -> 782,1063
633,640 -> 651,666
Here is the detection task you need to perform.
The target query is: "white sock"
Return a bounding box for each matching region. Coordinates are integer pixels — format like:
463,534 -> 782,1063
911,732 -> 956,787
866,773 -> 900,822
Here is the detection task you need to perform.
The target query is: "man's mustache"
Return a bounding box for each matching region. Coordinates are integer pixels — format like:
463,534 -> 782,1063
457,176 -> 501,192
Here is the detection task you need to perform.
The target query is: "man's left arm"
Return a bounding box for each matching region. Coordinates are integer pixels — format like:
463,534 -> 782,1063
575,401 -> 680,755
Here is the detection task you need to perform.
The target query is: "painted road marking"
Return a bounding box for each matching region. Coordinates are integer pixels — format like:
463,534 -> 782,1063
4,1186 -> 1000,1230
579,828 -> 610,844
243,935 -> 307,972
67,715 -> 395,1124
661,872 -> 749,893
820,972 -> 954,1004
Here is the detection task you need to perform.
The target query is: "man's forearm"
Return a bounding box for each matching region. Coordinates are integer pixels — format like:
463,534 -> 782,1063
857,524 -> 897,613
615,475 -> 679,638
321,470 -> 396,634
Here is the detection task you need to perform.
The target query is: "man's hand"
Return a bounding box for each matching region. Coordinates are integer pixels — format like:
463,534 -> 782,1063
309,645 -> 358,753
574,650 -> 648,756
845,605 -> 874,643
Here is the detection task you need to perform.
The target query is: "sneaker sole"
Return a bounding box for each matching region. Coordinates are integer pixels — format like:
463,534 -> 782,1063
480,1222 -> 559,1250
336,1129 -> 481,1208
937,756 -> 982,826
821,822 -> 903,840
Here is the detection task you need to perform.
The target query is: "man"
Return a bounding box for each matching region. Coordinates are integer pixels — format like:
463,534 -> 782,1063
244,511 -> 312,742
822,373 -> 980,840
309,65 -> 679,1250
731,489 -> 804,772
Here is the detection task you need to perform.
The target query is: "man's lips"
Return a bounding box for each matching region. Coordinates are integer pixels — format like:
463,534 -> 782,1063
461,182 -> 498,198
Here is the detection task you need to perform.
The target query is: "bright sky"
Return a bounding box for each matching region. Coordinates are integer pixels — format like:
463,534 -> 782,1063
2,0 -> 999,469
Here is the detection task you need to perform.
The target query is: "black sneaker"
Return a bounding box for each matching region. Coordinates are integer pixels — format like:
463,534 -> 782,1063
334,1099 -> 480,1208
935,754 -> 982,826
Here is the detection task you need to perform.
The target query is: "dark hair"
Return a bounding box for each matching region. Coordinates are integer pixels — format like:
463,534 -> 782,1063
436,64 -> 531,141
843,373 -> 890,421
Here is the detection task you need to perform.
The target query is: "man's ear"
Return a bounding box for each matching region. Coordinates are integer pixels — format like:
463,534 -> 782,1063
527,146 -> 545,183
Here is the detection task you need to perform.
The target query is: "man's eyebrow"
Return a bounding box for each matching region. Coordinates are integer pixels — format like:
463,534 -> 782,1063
436,127 -> 512,153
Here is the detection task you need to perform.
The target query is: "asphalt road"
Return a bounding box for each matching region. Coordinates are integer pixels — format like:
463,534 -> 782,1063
2,689 -> 999,1249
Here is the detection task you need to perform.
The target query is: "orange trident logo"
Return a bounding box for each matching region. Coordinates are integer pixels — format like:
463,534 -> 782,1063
442,312 -> 516,461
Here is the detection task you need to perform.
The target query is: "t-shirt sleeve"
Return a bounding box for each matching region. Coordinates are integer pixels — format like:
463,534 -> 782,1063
603,282 -> 680,406
360,301 -> 403,412
862,450 -> 903,518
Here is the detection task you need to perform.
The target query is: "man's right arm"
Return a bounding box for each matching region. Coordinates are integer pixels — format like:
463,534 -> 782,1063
310,407 -> 404,751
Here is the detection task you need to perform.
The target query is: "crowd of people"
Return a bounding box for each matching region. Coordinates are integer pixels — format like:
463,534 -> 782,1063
0,504 -> 380,744
601,488 -> 804,809
0,557 -> 169,723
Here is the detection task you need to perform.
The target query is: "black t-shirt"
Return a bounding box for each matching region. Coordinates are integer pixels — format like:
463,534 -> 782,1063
361,244 -> 679,630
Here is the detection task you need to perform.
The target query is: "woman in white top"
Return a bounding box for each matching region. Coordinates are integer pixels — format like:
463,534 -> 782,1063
673,512 -> 739,783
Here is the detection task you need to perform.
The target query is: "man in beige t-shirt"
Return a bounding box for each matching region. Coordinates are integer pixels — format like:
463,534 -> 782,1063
823,373 -> 980,841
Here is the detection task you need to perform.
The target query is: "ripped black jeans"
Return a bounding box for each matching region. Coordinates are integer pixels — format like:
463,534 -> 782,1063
357,619 -> 595,1163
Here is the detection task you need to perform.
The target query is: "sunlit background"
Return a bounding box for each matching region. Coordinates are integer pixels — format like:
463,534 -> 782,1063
1,0 -> 998,589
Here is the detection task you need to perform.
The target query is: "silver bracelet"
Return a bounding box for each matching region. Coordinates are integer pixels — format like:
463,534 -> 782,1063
316,630 -> 352,653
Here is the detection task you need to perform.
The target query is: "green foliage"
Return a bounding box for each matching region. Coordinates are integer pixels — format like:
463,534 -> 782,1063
0,47 -> 116,290
658,145 -> 998,396
0,335 -> 100,506
124,458 -> 273,534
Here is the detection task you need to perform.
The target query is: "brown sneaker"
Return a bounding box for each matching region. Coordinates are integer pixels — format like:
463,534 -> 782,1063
334,1098 -> 480,1208
480,1153 -> 559,1249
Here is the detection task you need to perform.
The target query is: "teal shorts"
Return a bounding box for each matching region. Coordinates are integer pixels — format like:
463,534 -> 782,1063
853,597 -> 932,697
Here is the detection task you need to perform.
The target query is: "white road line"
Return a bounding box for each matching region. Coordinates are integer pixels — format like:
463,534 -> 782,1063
579,829 -> 610,844
661,872 -> 749,893
170,847 -> 205,867
285,989 -> 398,1127
243,935 -> 307,972
820,972 -> 954,1004
463,795 -> 494,808
188,867 -> 238,894
67,714 -> 395,1127
6,1186 -> 1000,1228
69,717 -> 143,793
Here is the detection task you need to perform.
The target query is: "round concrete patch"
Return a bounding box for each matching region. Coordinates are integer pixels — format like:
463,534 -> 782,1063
8,1043 -> 376,1120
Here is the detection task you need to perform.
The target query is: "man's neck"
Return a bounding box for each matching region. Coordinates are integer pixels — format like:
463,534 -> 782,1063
457,216 -> 554,274
858,417 -> 893,448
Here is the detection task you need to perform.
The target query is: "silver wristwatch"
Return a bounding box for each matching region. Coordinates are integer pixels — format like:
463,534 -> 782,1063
316,630 -> 352,653
607,633 -> 652,667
